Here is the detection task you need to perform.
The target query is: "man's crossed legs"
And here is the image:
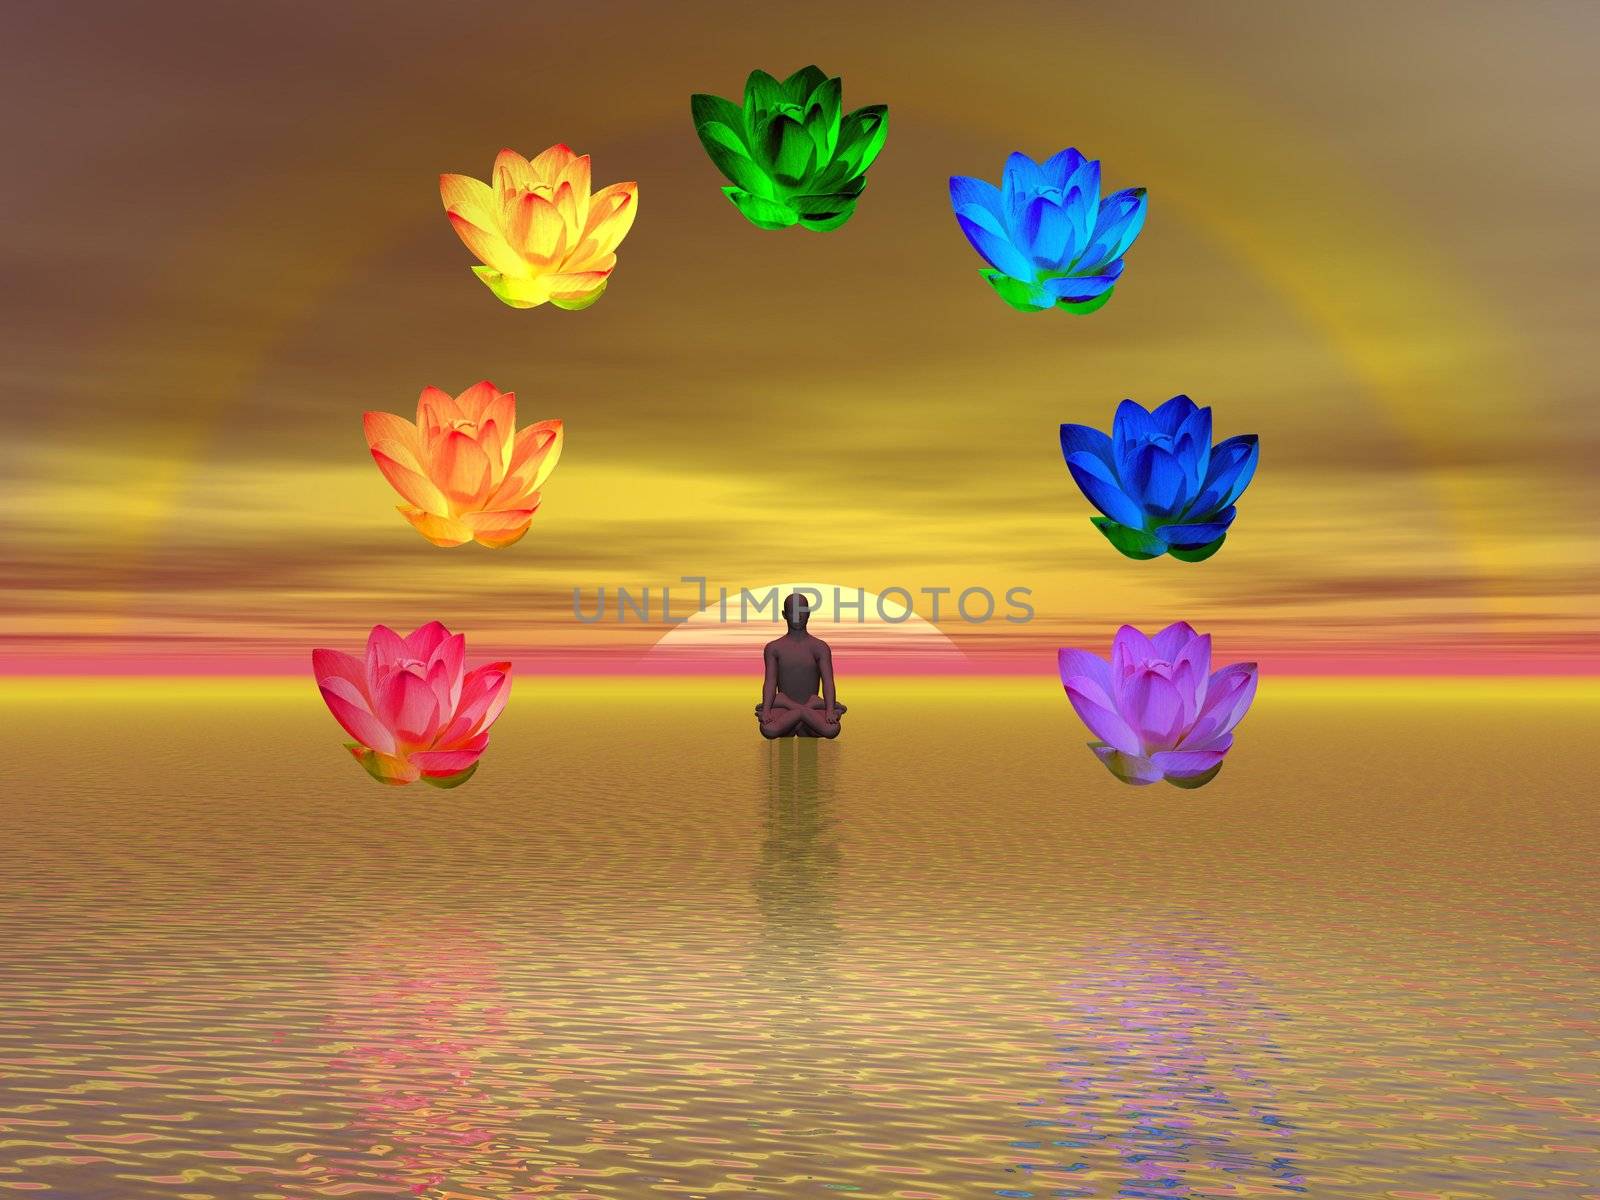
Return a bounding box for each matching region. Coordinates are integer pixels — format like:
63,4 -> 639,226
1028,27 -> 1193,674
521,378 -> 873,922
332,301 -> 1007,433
755,695 -> 846,739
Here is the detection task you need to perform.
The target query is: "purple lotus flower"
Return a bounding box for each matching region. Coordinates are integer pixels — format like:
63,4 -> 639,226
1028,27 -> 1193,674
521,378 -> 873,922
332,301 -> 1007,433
1058,622 -> 1258,788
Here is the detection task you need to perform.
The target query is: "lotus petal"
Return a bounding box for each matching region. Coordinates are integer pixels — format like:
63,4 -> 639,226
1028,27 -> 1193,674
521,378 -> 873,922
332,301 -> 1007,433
362,410 -> 423,459
404,621 -> 451,660
949,174 -> 1004,221
1041,264 -> 1123,303
504,191 -> 567,262
956,213 -> 1034,280
1059,422 -> 1115,470
1064,679 -> 1143,757
724,187 -> 800,229
368,447 -> 448,515
439,173 -> 498,227
446,212 -> 526,277
1155,747 -> 1230,781
1182,663 -> 1258,749
320,682 -> 395,755
795,206 -> 857,233
743,70 -> 785,122
1022,195 -> 1073,265
570,183 -> 637,264
1080,188 -> 1147,270
1150,394 -> 1198,435
488,420 -> 562,508
1001,152 -> 1050,228
349,744 -> 420,786
803,75 -> 842,160
694,117 -> 770,196
1190,434 -> 1260,516
312,648 -> 367,696
365,624 -> 407,674
490,148 -> 536,195
543,270 -> 611,304
419,761 -> 479,789
1158,752 -> 1228,790
1156,508 -> 1236,550
782,64 -> 828,101
1058,287 -> 1117,315
427,634 -> 465,712
378,670 -> 440,748
692,92 -> 752,140
463,507 -> 537,548
788,190 -> 861,219
397,504 -> 473,547
1090,743 -> 1164,785
1123,668 -> 1187,752
1060,158 -> 1100,255
469,266 -> 550,309
411,748 -> 485,775
416,385 -> 467,432
1091,517 -> 1166,560
429,430 -> 492,507
1151,623 -> 1210,682
454,666 -> 513,739
980,270 -> 1055,312
835,104 -> 888,176
1066,452 -> 1145,529
1041,147 -> 1086,190
1113,399 -> 1159,464
1111,625 -> 1160,680
1057,647 -> 1117,701
1169,535 -> 1227,562
1126,445 -> 1191,518
1162,758 -> 1224,788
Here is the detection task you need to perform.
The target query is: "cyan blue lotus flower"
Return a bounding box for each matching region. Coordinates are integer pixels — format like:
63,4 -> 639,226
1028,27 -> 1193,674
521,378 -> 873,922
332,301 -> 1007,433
1060,396 -> 1259,561
949,148 -> 1146,314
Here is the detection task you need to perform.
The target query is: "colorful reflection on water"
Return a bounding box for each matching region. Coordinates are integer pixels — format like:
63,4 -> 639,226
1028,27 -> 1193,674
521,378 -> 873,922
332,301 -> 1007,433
1015,931 -> 1306,1196
0,680 -> 1595,1198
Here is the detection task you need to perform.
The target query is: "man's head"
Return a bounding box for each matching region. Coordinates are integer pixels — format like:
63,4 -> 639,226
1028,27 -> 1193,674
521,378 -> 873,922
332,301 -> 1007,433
782,591 -> 811,632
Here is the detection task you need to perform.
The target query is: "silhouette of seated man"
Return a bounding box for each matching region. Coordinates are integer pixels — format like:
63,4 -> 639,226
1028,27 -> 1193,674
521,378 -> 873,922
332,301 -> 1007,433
755,593 -> 845,739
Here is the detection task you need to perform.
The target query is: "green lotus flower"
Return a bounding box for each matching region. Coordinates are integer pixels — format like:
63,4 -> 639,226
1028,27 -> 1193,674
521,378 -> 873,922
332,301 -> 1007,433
691,66 -> 888,232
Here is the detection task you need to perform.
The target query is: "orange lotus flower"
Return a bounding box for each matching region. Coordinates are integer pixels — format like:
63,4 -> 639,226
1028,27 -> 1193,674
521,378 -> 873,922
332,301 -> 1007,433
364,381 -> 562,548
440,144 -> 638,310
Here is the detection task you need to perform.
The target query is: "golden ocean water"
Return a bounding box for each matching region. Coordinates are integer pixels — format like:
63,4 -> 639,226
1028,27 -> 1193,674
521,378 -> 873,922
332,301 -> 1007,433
1,679 -> 1596,1199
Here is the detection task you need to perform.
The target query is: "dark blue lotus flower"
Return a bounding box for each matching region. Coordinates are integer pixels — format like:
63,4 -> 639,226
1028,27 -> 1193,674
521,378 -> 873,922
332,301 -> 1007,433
1060,396 -> 1259,561
949,148 -> 1146,314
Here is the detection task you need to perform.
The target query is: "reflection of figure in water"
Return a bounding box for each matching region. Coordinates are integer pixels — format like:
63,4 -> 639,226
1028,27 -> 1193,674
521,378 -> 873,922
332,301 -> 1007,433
753,736 -> 840,967
749,736 -> 846,1145
755,592 -> 846,738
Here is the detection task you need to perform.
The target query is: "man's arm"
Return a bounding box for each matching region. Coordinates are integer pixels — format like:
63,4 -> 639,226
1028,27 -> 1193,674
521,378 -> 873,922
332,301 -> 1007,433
761,642 -> 778,715
817,642 -> 837,719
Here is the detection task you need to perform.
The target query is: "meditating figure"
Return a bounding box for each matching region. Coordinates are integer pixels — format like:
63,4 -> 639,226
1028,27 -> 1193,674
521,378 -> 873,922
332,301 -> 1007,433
756,593 -> 845,739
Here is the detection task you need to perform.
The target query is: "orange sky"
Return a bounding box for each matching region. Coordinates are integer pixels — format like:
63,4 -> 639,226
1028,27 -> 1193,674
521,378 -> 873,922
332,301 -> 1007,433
2,1 -> 1597,675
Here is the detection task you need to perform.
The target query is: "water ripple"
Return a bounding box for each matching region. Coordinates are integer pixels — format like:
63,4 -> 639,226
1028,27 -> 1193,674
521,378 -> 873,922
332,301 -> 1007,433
0,682 -> 1596,1198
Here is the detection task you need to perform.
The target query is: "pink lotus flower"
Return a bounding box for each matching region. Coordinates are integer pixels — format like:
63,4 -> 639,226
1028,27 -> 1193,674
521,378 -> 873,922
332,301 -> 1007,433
313,622 -> 511,787
1058,622 -> 1257,788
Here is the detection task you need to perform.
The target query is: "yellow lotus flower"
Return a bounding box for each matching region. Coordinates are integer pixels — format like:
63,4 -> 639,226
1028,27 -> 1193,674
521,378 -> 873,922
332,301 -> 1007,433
440,144 -> 638,310
364,381 -> 563,548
